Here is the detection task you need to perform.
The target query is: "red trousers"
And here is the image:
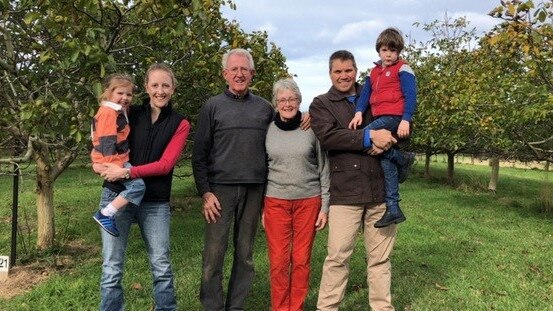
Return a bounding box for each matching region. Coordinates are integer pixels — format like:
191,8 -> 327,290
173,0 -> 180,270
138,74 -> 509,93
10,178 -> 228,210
263,196 -> 321,311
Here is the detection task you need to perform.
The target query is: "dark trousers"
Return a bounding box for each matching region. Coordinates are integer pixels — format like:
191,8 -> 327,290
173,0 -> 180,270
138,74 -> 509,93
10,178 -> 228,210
200,183 -> 264,311
366,115 -> 407,207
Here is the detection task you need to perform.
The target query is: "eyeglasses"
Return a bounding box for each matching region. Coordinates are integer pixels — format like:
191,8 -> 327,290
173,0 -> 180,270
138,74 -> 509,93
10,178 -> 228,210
276,97 -> 298,105
226,67 -> 251,75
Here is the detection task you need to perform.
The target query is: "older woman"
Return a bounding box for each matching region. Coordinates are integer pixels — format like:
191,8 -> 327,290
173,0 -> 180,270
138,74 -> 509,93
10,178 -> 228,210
263,78 -> 330,311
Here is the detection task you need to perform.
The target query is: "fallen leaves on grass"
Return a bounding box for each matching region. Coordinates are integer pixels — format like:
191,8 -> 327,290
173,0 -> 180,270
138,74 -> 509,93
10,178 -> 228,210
435,282 -> 449,291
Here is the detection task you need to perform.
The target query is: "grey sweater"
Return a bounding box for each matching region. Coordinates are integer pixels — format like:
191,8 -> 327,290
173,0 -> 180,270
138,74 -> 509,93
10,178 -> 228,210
265,122 -> 330,213
192,91 -> 274,195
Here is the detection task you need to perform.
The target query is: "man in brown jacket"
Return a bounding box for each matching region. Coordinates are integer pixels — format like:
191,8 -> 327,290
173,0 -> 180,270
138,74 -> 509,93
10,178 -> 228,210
310,50 -> 398,311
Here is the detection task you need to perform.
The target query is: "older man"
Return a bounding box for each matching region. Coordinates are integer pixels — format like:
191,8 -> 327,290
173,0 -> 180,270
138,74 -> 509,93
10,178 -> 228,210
309,50 -> 399,311
192,48 -> 274,311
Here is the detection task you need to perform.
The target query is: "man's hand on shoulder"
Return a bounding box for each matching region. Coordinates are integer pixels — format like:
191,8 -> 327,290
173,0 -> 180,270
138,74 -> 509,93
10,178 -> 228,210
300,112 -> 311,130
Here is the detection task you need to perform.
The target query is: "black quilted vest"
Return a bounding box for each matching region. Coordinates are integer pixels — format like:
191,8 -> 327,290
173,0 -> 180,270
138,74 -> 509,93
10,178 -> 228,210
104,98 -> 184,202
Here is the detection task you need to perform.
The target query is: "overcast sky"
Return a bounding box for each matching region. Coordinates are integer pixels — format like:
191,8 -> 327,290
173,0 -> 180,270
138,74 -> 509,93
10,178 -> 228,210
222,0 -> 503,111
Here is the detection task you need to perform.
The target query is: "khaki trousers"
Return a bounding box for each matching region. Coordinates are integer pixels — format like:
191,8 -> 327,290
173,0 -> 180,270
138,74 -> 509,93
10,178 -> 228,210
316,203 -> 397,311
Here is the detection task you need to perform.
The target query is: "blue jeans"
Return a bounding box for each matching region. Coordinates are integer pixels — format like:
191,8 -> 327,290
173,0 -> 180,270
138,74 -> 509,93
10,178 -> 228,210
119,162 -> 145,206
200,184 -> 264,311
366,116 -> 407,207
99,188 -> 176,311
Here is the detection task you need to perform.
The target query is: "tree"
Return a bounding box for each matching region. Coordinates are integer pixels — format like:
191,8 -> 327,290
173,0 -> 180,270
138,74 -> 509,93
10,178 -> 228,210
0,0 -> 289,250
404,8 -> 550,187
487,0 -> 553,163
405,15 -> 483,182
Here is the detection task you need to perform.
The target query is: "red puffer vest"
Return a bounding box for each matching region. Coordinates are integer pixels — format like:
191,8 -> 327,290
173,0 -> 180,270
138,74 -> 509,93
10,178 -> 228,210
369,60 -> 406,117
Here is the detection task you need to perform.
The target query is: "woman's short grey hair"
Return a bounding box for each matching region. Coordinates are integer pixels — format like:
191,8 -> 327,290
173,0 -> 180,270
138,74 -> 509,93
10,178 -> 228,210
272,78 -> 302,108
222,48 -> 255,71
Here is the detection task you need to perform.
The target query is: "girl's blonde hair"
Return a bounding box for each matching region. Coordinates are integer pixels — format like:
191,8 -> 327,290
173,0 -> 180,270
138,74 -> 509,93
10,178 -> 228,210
98,74 -> 135,104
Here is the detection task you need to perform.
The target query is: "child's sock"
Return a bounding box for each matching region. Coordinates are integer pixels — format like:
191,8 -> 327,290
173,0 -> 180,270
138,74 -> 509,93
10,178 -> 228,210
101,203 -> 118,217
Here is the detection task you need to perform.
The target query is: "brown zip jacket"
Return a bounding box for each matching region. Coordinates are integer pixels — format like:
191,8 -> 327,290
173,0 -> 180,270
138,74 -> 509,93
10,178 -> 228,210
309,83 -> 386,206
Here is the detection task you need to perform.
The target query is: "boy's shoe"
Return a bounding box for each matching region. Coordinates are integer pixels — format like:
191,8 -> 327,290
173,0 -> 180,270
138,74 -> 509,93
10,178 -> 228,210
93,211 -> 120,237
398,152 -> 416,183
374,205 -> 406,228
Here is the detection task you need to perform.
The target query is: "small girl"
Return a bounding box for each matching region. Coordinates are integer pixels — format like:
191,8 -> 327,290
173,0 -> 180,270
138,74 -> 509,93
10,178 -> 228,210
90,74 -> 145,236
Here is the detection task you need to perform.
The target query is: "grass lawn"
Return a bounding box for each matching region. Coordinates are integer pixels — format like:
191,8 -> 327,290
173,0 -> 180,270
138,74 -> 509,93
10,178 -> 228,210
0,159 -> 552,310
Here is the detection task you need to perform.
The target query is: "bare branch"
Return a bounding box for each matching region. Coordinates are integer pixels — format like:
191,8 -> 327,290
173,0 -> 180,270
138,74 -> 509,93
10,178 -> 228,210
109,43 -> 153,53
2,124 -> 25,138
72,3 -> 102,25
0,57 -> 16,75
0,137 -> 34,164
525,135 -> 553,163
0,21 -> 15,60
50,149 -> 78,180
528,135 -> 553,146
104,2 -> 124,53
120,13 -> 179,27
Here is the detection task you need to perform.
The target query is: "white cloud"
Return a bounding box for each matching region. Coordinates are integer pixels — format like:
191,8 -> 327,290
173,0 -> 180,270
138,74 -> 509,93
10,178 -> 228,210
287,56 -> 331,111
333,20 -> 386,44
315,29 -> 334,40
222,0 -> 503,109
257,21 -> 277,34
451,11 -> 500,34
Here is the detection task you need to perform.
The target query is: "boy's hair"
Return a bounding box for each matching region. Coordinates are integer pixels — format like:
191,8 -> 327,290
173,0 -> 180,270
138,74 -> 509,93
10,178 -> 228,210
145,63 -> 177,87
375,28 -> 404,52
328,50 -> 357,72
99,74 -> 135,103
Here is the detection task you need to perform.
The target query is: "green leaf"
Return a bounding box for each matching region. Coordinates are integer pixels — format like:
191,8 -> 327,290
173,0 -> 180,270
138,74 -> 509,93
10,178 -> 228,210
39,51 -> 52,63
20,111 -> 32,121
71,50 -> 80,62
94,82 -> 103,98
23,12 -> 41,25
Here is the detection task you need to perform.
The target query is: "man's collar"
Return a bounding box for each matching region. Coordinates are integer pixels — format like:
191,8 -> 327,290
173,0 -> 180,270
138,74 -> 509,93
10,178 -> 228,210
327,82 -> 361,102
224,88 -> 251,100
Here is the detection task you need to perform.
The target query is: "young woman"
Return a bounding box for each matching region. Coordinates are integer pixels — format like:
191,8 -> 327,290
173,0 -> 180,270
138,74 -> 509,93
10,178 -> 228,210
94,63 -> 190,311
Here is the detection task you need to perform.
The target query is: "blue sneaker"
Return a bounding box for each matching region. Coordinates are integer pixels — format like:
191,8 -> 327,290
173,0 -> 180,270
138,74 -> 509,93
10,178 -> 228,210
93,210 -> 119,237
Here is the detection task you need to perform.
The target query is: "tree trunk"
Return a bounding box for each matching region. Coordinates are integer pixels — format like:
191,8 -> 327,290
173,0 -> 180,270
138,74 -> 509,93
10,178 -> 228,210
488,156 -> 500,192
543,161 -> 551,213
447,152 -> 455,182
33,143 -> 55,250
36,170 -> 55,250
29,138 -> 76,250
425,151 -> 431,178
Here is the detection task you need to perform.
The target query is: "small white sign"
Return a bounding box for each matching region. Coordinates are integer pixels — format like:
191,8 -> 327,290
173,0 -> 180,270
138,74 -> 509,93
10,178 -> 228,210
0,256 -> 9,280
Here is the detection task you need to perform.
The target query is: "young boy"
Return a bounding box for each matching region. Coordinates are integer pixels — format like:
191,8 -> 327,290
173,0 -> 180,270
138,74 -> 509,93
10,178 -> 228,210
349,27 -> 416,228
91,74 -> 145,237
